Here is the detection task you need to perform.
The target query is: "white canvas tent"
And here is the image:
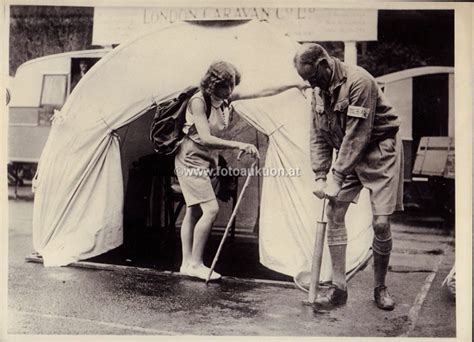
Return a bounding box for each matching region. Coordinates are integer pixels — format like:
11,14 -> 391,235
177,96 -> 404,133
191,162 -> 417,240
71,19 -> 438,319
32,21 -> 373,280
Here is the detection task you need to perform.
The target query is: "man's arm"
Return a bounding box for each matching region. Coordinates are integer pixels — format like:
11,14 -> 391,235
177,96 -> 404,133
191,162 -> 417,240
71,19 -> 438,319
310,111 -> 333,181
332,76 -> 376,184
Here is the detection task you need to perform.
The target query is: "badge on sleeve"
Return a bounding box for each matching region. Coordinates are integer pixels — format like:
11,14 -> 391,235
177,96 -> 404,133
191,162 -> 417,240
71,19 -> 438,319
347,105 -> 370,119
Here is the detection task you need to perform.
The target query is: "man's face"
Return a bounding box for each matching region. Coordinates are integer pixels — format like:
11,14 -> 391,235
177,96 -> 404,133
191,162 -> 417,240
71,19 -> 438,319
79,61 -> 88,72
296,59 -> 331,90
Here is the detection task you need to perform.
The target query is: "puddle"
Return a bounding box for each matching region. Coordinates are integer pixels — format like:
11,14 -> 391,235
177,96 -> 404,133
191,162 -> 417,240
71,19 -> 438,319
111,272 -> 262,317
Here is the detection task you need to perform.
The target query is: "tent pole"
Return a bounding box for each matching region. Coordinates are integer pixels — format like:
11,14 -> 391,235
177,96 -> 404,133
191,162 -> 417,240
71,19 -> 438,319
254,129 -> 261,235
206,161 -> 257,284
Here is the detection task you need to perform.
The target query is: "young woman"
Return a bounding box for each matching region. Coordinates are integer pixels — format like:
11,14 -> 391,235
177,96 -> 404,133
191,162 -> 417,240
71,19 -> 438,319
175,61 -> 307,280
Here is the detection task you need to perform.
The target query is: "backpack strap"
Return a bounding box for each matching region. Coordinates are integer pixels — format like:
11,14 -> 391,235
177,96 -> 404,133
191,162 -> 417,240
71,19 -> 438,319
202,92 -> 212,119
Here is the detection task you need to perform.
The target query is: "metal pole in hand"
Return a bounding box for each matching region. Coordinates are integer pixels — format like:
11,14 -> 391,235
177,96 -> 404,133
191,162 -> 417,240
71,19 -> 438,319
206,161 -> 257,284
308,198 -> 327,303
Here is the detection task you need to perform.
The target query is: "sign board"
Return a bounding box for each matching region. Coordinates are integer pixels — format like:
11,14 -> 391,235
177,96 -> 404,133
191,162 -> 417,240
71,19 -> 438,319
93,7 -> 377,46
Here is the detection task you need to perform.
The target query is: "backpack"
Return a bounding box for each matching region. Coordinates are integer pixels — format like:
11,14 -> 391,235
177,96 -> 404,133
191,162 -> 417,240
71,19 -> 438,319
150,86 -> 211,155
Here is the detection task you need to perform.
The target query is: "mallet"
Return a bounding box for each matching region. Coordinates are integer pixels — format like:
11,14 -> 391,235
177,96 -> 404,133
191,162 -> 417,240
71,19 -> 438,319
206,160 -> 257,284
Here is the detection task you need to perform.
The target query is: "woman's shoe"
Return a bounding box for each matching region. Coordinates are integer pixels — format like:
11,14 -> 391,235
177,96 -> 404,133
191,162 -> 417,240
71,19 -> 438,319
179,263 -> 190,276
187,264 -> 221,281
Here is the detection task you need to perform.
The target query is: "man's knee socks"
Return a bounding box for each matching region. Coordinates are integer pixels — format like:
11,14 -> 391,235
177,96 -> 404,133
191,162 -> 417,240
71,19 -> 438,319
372,222 -> 392,288
327,220 -> 347,246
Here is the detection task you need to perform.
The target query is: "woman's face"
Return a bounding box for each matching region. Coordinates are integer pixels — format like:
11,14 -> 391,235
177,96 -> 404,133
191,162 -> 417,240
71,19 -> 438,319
214,81 -> 235,100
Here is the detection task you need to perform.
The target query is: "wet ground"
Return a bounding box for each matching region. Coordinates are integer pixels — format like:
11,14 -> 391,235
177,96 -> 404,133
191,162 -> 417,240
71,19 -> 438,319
87,231 -> 294,282
6,186 -> 457,337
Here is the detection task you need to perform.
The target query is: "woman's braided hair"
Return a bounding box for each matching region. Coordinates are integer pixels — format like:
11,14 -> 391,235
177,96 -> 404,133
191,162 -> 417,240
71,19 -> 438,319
200,61 -> 241,96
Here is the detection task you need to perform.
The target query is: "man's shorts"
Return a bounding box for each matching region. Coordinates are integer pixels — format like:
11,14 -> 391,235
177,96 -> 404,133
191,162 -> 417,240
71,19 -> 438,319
337,134 -> 404,216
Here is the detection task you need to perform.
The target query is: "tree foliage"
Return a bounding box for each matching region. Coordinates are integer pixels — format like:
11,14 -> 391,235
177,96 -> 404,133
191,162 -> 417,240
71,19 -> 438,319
357,41 -> 432,77
9,6 -> 93,75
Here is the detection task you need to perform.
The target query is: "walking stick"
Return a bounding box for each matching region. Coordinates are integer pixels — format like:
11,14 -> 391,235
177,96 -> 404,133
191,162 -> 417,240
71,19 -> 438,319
308,198 -> 327,303
206,160 -> 257,284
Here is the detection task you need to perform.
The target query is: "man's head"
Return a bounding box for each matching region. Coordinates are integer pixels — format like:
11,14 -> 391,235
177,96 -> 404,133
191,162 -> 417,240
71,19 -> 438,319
294,43 -> 333,90
79,60 -> 89,73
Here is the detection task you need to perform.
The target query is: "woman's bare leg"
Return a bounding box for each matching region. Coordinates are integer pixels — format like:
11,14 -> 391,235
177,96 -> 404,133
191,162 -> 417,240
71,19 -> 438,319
180,205 -> 202,270
189,199 -> 219,267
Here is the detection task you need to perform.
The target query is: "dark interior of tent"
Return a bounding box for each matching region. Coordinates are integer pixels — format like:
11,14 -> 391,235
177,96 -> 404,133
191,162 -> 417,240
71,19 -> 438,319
86,103 -> 293,282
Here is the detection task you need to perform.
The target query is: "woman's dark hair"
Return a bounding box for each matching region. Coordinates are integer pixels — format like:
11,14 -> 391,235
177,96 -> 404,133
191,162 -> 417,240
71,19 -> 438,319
200,61 -> 241,96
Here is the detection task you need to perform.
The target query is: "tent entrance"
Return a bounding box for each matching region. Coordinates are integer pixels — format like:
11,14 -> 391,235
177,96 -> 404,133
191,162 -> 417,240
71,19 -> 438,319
108,107 -> 288,281
116,103 -> 264,234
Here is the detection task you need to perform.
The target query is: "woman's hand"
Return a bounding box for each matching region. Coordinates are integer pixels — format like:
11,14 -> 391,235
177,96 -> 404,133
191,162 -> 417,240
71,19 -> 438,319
295,82 -> 311,99
237,143 -> 260,160
295,82 -> 311,91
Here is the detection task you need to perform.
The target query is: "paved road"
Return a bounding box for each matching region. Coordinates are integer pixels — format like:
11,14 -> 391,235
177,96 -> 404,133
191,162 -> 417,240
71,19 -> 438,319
6,196 -> 456,338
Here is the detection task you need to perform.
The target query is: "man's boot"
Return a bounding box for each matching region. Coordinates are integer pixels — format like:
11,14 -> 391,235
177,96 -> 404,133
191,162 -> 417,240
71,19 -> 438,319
372,222 -> 395,311
374,284 -> 395,311
318,227 -> 348,310
314,284 -> 348,310
317,201 -> 350,310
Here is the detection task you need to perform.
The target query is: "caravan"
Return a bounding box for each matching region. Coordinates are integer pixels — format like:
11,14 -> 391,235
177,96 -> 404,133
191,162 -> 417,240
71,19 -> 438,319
376,66 -> 454,181
377,67 -> 455,219
8,49 -> 110,185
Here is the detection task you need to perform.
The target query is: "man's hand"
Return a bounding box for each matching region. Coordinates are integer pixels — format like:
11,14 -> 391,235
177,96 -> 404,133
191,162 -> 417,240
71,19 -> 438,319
324,179 -> 342,201
312,179 -> 326,199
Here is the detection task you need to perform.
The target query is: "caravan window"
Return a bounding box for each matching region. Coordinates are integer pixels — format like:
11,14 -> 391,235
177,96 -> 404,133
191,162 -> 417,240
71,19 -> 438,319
39,74 -> 67,126
70,58 -> 100,92
40,74 -> 67,106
